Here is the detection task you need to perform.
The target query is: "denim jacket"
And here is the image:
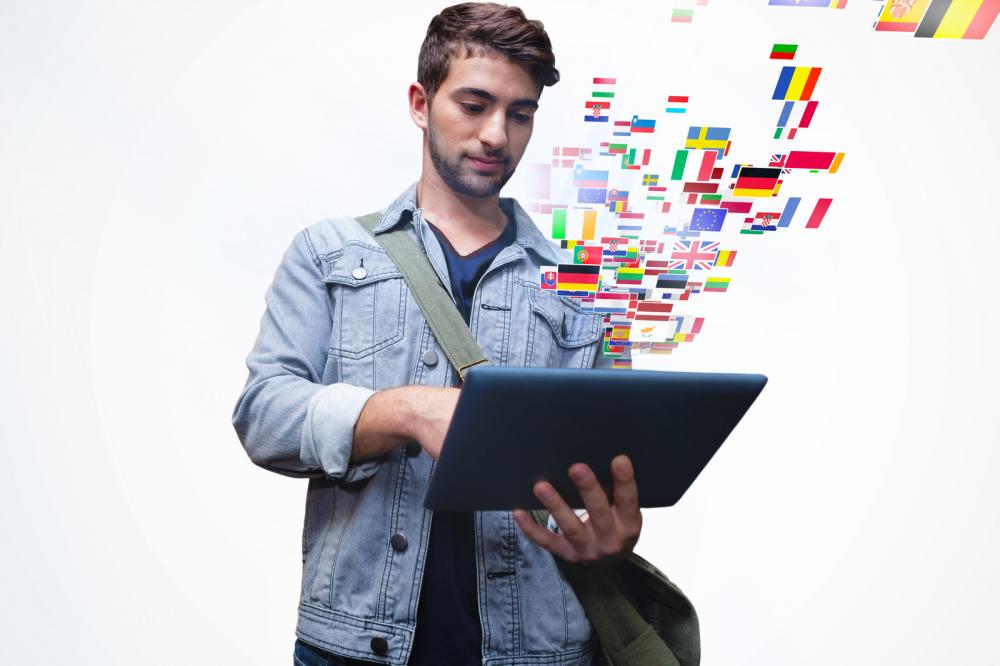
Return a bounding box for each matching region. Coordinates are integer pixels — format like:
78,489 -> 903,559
232,183 -> 611,665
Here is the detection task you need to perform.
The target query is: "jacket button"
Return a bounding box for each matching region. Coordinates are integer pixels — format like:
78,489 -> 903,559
404,441 -> 422,457
421,350 -> 438,367
352,266 -> 368,280
390,533 -> 408,552
370,636 -> 389,655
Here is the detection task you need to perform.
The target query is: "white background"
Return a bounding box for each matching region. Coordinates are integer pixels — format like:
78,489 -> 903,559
1,1 -> 998,664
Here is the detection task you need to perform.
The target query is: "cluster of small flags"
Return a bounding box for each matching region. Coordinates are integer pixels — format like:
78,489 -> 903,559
585,78 -> 615,123
873,0 -> 998,39
525,43 -> 847,367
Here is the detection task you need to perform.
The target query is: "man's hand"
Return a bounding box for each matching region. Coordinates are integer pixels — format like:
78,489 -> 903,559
512,454 -> 641,565
352,386 -> 460,463
406,386 -> 460,460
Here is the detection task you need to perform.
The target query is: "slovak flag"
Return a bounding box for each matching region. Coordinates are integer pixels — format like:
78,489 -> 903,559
540,266 -> 558,290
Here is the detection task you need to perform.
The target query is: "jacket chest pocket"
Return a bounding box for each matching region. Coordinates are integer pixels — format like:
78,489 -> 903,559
323,243 -> 407,359
524,285 -> 602,368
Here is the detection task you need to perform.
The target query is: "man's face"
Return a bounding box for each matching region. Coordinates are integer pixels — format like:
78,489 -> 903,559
424,51 -> 540,198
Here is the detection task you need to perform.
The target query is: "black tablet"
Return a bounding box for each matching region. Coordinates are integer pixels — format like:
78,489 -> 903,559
424,365 -> 767,511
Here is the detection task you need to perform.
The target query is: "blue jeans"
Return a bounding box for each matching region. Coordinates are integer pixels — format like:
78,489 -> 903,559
293,638 -> 368,666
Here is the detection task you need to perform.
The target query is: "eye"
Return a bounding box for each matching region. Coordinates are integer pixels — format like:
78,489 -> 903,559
461,103 -> 485,114
511,112 -> 534,124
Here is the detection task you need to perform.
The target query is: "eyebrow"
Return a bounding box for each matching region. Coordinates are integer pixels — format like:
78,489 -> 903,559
452,86 -> 539,110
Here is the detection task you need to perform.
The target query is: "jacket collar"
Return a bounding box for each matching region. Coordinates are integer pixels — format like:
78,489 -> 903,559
374,182 -> 565,266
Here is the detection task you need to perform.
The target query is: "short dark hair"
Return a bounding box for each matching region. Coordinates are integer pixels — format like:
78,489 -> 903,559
418,3 -> 559,100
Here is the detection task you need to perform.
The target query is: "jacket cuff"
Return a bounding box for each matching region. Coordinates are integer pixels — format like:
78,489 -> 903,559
301,383 -> 380,482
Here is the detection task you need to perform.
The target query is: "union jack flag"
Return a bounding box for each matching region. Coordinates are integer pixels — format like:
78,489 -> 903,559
668,240 -> 719,271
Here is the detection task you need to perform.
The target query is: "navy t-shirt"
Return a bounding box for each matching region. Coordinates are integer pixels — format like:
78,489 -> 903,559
408,216 -> 516,665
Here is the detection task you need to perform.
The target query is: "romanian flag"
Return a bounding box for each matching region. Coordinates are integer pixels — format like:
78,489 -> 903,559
772,66 -> 822,101
715,250 -> 737,267
915,0 -> 999,38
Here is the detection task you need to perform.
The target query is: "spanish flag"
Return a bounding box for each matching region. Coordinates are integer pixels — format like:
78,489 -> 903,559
915,0 -> 999,39
875,0 -> 932,32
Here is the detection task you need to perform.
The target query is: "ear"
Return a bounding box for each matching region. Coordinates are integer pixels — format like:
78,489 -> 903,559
408,82 -> 430,131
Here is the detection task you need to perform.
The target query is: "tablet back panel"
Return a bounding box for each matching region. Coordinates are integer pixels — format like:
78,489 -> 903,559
424,366 -> 767,511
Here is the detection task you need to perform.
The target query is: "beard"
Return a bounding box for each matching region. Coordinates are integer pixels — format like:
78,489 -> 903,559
427,121 -> 516,198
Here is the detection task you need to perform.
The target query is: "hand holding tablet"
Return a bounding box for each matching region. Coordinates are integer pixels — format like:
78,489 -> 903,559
424,366 -> 767,511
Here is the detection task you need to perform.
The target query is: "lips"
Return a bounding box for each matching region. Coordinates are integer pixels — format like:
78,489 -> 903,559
467,155 -> 506,170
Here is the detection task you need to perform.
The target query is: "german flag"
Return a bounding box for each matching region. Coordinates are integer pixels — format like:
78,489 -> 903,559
733,167 -> 781,198
556,264 -> 599,294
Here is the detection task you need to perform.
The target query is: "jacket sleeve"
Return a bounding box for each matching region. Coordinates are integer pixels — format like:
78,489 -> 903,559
231,228 -> 382,482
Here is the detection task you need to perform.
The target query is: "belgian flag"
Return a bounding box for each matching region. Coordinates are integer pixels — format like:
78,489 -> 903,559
915,0 -> 999,39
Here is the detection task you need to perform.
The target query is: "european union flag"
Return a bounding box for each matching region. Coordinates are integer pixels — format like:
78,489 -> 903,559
577,188 -> 608,204
690,208 -> 727,232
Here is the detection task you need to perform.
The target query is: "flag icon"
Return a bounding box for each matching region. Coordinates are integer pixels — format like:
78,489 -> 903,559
573,245 -> 603,265
540,266 -> 557,290
557,264 -> 600,294
630,116 -> 656,133
642,173 -> 660,187
915,0 -> 999,39
715,250 -> 737,267
690,208 -> 727,232
733,167 -> 781,197
669,240 -> 719,271
574,165 -> 610,188
875,0 -> 932,32
577,188 -> 608,204
770,43 -> 798,59
772,66 -> 822,101
665,95 -> 689,114
685,126 -> 731,158
704,277 -> 731,292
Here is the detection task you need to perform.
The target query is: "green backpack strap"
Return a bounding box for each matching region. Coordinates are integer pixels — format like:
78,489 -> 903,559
530,510 -> 682,666
354,212 -> 489,382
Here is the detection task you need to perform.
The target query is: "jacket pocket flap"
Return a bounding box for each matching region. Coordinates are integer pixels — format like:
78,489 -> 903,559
528,287 -> 602,348
322,242 -> 403,287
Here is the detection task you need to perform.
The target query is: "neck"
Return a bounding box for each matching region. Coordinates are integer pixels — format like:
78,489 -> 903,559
416,168 -> 507,246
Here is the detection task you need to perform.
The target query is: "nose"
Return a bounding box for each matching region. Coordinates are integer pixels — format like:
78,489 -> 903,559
477,109 -> 509,152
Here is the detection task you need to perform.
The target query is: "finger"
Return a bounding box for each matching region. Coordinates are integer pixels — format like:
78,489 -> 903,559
511,509 -> 577,562
568,463 -> 614,537
611,455 -> 641,533
533,481 -> 590,550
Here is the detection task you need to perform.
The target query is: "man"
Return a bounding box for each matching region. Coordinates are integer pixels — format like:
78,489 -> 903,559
232,4 -> 643,664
